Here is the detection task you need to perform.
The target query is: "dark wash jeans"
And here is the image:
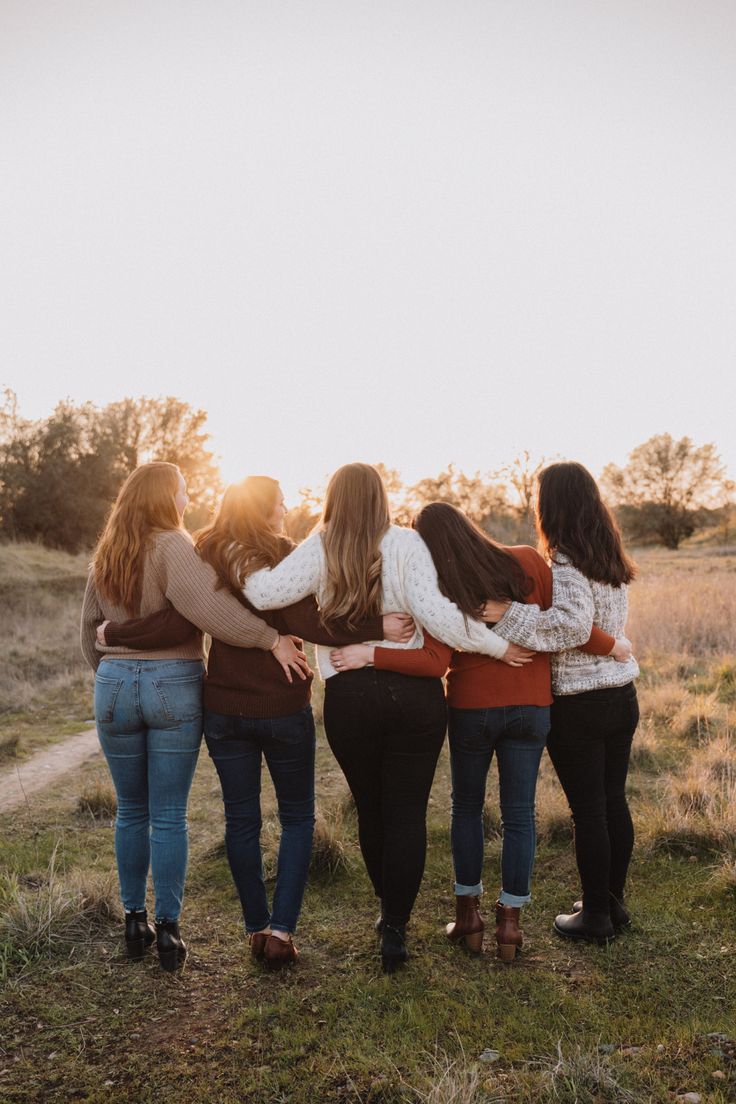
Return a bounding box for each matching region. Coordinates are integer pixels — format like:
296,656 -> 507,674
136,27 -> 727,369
448,705 -> 550,907
324,668 -> 447,927
204,706 -> 316,934
95,658 -> 204,923
547,682 -> 639,914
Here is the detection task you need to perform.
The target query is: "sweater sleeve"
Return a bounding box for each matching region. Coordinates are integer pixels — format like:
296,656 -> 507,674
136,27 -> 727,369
243,532 -> 325,610
151,531 -> 278,650
373,632 -> 452,678
402,536 -> 508,659
491,562 -> 595,651
581,625 -> 616,656
278,597 -> 385,647
80,571 -> 103,672
104,607 -> 197,650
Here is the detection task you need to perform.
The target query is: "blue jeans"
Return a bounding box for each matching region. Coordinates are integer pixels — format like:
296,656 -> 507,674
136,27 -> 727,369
448,705 -> 550,907
204,706 -> 316,934
95,659 -> 204,922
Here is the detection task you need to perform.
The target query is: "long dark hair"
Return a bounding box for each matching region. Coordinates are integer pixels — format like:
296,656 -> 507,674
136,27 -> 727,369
535,462 -> 636,586
413,502 -> 532,618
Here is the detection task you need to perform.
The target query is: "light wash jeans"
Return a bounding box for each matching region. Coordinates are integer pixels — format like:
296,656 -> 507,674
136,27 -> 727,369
448,704 -> 550,907
95,658 -> 204,922
204,706 -> 316,934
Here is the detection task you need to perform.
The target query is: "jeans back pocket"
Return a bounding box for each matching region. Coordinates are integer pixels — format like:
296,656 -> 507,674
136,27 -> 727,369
151,673 -> 203,724
94,674 -> 124,724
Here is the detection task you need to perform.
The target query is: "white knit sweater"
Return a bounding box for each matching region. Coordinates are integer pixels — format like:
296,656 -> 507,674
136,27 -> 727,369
244,525 -> 509,679
492,553 -> 639,695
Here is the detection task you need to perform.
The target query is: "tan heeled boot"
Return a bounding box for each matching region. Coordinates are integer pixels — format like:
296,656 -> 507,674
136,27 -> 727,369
445,895 -> 485,952
495,902 -> 523,962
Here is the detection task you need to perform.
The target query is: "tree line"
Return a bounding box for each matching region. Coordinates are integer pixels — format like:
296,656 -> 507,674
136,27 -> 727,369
0,390 -> 731,552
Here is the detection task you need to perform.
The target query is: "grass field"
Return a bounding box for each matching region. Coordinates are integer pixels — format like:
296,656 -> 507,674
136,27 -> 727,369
0,541 -> 735,1102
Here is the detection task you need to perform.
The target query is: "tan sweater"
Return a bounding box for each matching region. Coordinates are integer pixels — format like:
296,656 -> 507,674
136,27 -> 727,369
80,529 -> 278,671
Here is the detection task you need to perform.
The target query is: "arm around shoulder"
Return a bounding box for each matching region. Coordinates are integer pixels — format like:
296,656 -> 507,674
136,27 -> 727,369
152,530 -> 278,650
243,531 -> 325,610
402,534 -> 508,659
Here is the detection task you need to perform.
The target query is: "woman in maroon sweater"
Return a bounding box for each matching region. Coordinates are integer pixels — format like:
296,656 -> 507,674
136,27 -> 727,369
102,476 -> 411,968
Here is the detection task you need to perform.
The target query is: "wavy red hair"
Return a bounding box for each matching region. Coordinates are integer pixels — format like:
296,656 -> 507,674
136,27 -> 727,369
93,462 -> 182,612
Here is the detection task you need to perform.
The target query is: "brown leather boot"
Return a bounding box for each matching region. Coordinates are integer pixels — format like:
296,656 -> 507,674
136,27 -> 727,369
495,902 -> 523,962
263,933 -> 299,970
249,931 -> 269,959
445,895 -> 484,952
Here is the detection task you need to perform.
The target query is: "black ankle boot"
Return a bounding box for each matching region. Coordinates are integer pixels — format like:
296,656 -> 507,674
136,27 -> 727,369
124,909 -> 156,960
554,909 -> 615,945
380,923 -> 408,973
155,920 -> 187,972
572,894 -> 631,930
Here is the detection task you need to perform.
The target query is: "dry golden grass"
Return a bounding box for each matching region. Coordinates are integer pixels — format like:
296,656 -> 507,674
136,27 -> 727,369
627,547 -> 736,660
670,692 -> 731,742
77,777 -> 118,820
636,680 -> 685,724
0,844 -> 120,958
640,750 -> 736,856
0,542 -> 93,753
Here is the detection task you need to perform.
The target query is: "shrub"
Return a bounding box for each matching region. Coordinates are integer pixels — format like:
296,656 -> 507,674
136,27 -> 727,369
641,764 -> 736,856
310,809 -> 349,878
0,845 -> 120,959
77,778 -> 117,820
0,732 -> 19,760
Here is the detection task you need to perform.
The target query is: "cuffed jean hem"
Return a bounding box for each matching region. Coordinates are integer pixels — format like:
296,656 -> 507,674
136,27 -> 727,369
455,881 -> 483,896
244,919 -> 272,935
499,890 -> 530,907
269,923 -> 292,934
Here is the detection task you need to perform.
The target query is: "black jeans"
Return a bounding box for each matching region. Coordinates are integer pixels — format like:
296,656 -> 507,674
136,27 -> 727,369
324,668 -> 447,927
546,682 -> 639,914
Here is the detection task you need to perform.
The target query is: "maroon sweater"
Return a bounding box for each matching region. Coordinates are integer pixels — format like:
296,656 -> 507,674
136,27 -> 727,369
104,545 -> 383,719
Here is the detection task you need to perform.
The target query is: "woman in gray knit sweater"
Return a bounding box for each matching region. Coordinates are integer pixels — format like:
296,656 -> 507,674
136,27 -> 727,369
484,462 -> 639,944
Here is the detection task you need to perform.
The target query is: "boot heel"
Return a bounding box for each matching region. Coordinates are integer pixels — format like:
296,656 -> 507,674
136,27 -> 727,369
125,936 -> 146,960
463,930 -> 484,953
497,942 -> 518,963
158,947 -> 179,972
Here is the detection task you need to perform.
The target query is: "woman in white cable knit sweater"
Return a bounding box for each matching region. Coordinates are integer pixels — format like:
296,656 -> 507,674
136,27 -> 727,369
243,462 -> 533,972
484,461 -> 640,945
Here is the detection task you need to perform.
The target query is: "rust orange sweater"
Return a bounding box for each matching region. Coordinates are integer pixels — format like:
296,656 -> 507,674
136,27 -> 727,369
373,546 -> 615,708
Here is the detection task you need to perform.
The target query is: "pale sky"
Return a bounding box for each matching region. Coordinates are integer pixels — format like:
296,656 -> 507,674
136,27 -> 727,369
2,0 -> 735,504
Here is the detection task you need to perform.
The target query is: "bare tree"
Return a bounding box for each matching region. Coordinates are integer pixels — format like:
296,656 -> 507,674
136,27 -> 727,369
602,434 -> 725,549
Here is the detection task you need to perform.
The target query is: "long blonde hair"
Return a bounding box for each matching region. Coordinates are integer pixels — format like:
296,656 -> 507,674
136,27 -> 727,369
196,476 -> 289,592
319,463 -> 390,630
93,462 -> 182,613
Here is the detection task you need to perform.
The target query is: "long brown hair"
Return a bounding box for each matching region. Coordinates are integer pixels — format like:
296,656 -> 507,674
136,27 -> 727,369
535,462 -> 636,586
196,476 -> 290,592
93,461 -> 182,613
413,502 -> 532,618
319,463 -> 390,630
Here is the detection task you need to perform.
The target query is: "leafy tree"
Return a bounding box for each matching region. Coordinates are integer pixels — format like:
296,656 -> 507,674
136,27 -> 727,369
0,393 -> 222,550
601,434 -> 725,549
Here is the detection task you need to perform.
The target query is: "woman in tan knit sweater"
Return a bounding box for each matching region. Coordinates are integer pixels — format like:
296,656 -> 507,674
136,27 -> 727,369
80,462 -> 307,971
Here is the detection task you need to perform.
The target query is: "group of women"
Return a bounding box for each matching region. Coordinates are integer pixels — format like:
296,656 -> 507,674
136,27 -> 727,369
80,459 -> 639,974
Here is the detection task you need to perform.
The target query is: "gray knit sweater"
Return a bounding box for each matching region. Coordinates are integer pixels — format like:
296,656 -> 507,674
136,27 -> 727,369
492,553 -> 639,695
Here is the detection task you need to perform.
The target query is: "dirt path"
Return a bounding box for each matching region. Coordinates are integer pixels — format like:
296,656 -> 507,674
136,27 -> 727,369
0,727 -> 100,814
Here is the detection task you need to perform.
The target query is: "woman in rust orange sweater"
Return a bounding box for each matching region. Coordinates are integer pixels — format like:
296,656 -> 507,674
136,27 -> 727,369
330,502 -> 619,960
